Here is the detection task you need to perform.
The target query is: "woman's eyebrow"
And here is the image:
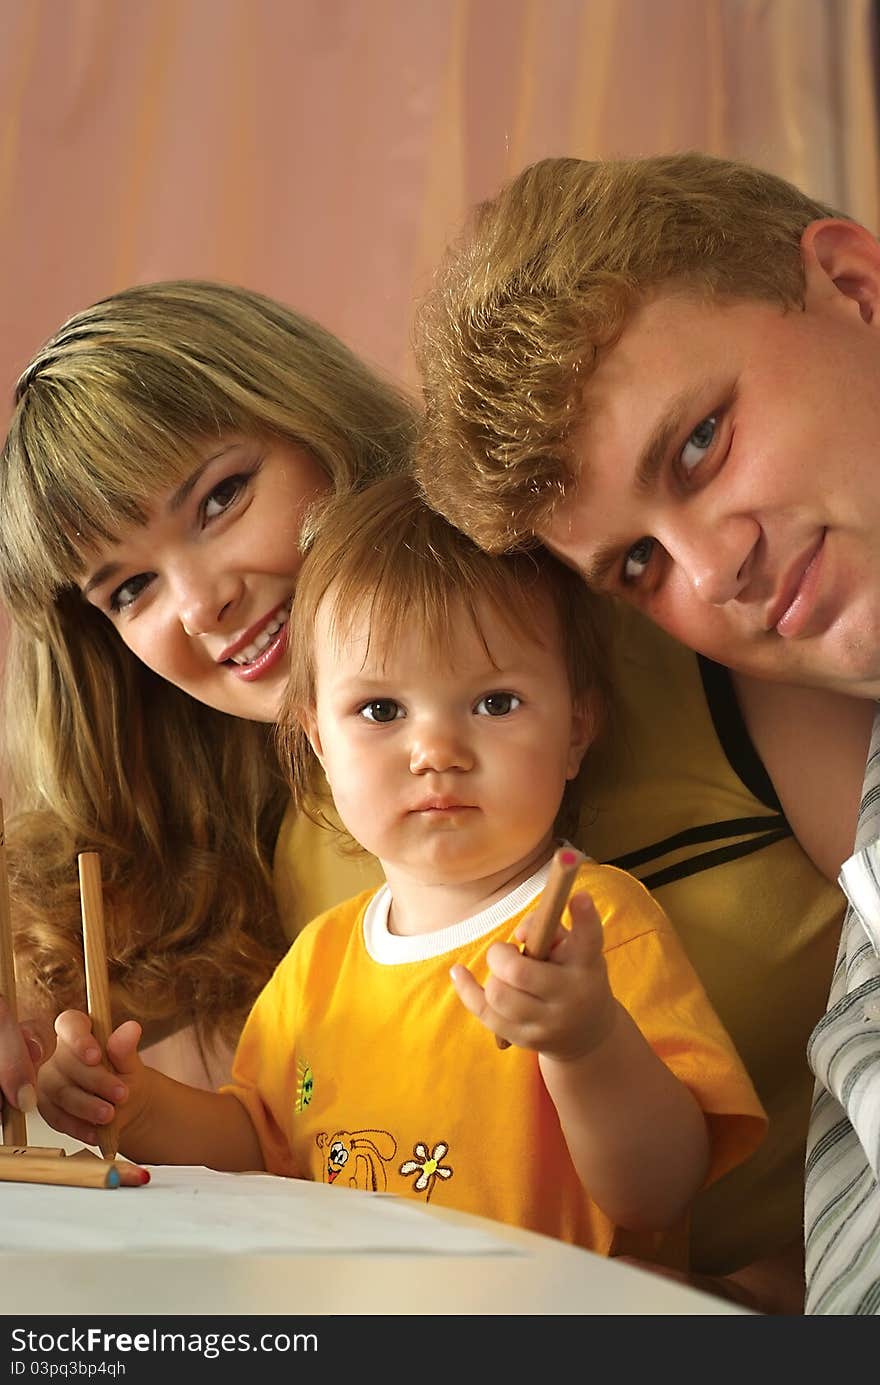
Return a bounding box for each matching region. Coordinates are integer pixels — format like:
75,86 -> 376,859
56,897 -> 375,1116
82,447 -> 244,597
82,562 -> 120,599
167,442 -> 240,512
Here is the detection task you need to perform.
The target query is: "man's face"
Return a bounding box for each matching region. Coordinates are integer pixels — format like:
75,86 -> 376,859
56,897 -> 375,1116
540,232 -> 880,697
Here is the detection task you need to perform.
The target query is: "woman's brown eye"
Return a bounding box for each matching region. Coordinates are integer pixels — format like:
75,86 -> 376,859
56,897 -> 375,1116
204,474 -> 246,519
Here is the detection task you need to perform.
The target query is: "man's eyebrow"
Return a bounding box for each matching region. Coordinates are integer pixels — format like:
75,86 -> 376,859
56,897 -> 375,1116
633,388 -> 699,494
575,388 -> 702,588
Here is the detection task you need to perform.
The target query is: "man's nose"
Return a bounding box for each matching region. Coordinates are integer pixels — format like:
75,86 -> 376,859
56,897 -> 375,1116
173,565 -> 242,636
663,514 -> 759,605
409,719 -> 474,774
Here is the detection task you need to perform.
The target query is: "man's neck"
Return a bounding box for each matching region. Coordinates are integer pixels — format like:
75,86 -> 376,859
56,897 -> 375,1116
381,836 -> 556,937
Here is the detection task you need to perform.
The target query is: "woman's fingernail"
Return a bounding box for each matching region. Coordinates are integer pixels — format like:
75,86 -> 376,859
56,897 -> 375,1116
111,1085 -> 127,1102
83,1045 -> 101,1062
21,1029 -> 44,1064
15,1084 -> 37,1114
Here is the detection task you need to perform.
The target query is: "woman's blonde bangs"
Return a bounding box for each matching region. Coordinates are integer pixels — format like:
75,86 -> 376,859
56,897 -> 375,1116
0,359 -> 248,618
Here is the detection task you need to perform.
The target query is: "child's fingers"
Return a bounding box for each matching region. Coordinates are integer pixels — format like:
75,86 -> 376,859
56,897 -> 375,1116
41,1043 -> 128,1108
450,963 -> 519,1039
38,1063 -> 118,1130
105,1020 -> 143,1075
566,891 -> 605,956
449,964 -> 490,1021
54,1009 -> 102,1064
36,1096 -> 99,1149
486,939 -> 549,1000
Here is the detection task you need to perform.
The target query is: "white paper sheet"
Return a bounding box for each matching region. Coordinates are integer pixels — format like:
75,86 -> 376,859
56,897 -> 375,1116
0,1165 -> 519,1256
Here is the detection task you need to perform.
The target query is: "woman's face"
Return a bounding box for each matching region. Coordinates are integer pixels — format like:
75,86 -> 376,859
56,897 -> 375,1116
79,433 -> 330,721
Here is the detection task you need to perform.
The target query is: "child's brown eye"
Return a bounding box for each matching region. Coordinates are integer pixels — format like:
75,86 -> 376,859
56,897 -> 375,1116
476,692 -> 521,717
359,699 -> 402,723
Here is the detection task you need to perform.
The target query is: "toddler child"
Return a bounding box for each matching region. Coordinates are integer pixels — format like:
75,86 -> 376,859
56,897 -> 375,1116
39,475 -> 765,1262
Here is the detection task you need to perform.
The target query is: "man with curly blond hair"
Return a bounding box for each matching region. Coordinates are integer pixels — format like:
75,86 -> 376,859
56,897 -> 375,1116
415,152 -> 880,1315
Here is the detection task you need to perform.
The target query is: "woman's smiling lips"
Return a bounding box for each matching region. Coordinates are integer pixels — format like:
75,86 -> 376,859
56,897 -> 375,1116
770,533 -> 827,639
218,601 -> 292,682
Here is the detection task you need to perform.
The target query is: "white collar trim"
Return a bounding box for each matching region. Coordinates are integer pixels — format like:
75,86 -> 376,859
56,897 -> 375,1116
363,856 -> 559,965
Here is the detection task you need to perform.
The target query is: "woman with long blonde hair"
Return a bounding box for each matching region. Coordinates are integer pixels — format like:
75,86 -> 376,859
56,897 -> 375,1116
0,278 -> 415,1102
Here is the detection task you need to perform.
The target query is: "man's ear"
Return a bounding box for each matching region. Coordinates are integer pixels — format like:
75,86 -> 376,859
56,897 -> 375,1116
566,695 -> 599,781
801,218 -> 880,324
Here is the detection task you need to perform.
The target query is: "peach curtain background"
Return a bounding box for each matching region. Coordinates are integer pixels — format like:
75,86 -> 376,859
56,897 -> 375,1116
0,0 -> 878,672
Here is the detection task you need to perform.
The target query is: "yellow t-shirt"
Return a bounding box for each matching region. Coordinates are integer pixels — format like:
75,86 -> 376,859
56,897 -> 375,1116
227,862 -> 765,1261
274,606 -> 844,1274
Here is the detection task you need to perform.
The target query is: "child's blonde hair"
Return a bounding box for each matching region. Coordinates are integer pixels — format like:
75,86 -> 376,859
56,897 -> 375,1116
277,474 -> 612,843
414,152 -> 839,550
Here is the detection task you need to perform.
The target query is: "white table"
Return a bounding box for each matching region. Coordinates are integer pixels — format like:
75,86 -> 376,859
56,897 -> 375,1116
1,1115 -> 749,1317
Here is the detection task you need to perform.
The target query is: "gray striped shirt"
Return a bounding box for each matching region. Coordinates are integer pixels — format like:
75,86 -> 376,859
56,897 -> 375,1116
804,709 -> 880,1314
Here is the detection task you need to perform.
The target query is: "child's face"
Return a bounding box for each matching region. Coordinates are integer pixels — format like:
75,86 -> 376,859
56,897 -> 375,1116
306,586 -> 593,884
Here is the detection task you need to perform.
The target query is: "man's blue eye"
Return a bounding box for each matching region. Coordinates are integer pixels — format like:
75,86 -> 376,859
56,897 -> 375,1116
623,537 -> 654,583
680,415 -> 717,472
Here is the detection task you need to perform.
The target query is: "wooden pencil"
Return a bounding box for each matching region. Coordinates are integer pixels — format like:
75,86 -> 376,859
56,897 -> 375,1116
77,852 -> 119,1161
0,1145 -> 66,1158
496,846 -> 584,1050
0,1152 -> 120,1188
0,799 -> 29,1147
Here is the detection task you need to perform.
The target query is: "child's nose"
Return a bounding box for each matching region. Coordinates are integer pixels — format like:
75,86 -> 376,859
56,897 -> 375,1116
408,722 -> 474,774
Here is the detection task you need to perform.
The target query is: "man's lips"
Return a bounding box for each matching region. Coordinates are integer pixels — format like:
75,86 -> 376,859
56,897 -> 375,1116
766,533 -> 826,635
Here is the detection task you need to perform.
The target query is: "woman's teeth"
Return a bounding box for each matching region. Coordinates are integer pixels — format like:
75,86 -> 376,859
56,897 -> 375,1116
229,606 -> 289,666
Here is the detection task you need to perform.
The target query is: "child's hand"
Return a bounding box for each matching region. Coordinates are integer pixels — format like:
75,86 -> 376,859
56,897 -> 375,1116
450,889 -> 618,1060
37,1010 -> 147,1147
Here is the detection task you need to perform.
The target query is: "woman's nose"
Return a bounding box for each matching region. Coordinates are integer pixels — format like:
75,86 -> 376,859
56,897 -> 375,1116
173,565 -> 243,636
